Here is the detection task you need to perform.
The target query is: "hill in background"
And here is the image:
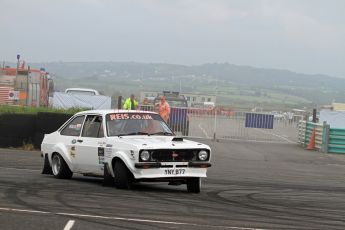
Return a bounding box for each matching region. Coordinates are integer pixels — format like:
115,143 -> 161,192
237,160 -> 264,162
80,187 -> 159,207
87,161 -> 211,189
27,62 -> 345,110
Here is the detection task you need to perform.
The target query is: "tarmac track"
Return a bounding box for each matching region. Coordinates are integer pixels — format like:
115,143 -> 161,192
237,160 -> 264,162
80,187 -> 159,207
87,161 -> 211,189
0,140 -> 345,229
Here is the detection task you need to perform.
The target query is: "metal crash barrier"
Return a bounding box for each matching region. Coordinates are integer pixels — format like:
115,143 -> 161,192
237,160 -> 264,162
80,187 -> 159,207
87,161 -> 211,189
298,121 -> 323,150
298,120 -> 345,154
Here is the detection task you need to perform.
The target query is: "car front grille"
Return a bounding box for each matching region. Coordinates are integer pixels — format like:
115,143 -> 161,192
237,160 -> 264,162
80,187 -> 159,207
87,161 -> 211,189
150,149 -> 196,162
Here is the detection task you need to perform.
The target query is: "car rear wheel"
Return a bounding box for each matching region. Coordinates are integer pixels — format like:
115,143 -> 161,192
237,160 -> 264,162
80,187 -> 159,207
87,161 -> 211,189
51,153 -> 73,179
113,161 -> 133,189
41,154 -> 53,175
187,177 -> 201,193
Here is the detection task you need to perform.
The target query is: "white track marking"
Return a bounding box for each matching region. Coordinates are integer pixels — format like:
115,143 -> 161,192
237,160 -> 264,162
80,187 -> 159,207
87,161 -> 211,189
220,138 -> 290,144
0,207 -> 50,214
63,220 -> 75,230
0,206 -> 267,230
198,124 -> 210,138
253,128 -> 295,143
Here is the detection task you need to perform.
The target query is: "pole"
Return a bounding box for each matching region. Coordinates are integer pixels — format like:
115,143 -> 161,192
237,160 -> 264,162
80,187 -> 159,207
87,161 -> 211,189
26,66 -> 30,106
213,98 -> 217,141
117,96 -> 122,110
213,79 -> 218,141
312,108 -> 317,123
14,55 -> 20,96
17,58 -> 19,69
36,83 -> 38,107
321,121 -> 330,153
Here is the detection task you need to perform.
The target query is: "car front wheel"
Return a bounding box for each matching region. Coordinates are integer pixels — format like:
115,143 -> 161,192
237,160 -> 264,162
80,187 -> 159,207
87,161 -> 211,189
187,177 -> 201,193
113,161 -> 133,189
51,153 -> 73,179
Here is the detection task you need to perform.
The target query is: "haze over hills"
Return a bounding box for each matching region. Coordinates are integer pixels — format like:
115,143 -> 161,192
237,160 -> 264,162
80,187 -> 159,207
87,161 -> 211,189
18,61 -> 345,110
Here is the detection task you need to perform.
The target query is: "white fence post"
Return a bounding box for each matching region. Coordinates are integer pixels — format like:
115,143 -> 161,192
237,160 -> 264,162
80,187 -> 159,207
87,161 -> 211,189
213,108 -> 217,141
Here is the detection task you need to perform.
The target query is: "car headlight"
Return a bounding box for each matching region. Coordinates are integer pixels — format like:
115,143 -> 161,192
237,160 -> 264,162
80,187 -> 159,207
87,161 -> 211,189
140,150 -> 150,161
198,150 -> 208,161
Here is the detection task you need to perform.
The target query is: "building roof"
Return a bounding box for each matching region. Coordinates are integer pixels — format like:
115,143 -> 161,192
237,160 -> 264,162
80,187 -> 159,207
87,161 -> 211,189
1,67 -> 47,76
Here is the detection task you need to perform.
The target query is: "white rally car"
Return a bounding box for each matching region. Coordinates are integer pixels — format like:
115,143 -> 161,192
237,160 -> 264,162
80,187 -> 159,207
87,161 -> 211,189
41,110 -> 211,193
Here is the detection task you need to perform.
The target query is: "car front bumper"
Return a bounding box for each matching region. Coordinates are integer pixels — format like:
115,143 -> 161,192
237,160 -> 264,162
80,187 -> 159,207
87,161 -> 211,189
132,162 -> 211,179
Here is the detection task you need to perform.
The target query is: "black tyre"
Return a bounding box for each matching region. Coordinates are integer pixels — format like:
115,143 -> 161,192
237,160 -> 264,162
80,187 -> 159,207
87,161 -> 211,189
103,163 -> 115,186
113,161 -> 133,189
187,177 -> 201,193
51,153 -> 73,179
41,154 -> 53,175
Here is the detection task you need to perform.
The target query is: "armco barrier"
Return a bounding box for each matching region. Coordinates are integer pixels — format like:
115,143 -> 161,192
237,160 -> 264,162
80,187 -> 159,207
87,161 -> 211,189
306,122 -> 323,150
298,120 -> 345,154
0,112 -> 72,149
298,121 -> 323,151
328,128 -> 345,154
298,121 -> 306,145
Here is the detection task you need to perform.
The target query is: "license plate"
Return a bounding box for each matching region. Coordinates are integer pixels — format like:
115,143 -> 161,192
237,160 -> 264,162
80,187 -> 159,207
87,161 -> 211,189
164,169 -> 185,175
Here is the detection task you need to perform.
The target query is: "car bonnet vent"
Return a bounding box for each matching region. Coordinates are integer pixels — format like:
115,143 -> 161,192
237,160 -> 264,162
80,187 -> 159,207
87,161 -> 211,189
172,137 -> 183,142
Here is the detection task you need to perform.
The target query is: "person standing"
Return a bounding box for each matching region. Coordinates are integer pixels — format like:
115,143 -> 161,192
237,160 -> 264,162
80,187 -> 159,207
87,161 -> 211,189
159,96 -> 170,123
123,94 -> 139,110
287,111 -> 294,125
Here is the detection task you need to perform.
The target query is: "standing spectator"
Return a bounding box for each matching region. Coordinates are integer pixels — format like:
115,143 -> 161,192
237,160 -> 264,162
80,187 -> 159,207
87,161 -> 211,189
123,94 -> 139,110
159,96 -> 170,123
287,112 -> 294,125
283,112 -> 288,126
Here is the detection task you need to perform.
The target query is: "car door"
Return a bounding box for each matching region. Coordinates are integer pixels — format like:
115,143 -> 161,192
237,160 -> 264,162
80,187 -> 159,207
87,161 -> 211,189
74,115 -> 106,174
59,115 -> 86,172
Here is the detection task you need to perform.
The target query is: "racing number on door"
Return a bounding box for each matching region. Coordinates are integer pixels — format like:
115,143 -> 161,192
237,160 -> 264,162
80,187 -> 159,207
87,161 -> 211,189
165,169 -> 185,175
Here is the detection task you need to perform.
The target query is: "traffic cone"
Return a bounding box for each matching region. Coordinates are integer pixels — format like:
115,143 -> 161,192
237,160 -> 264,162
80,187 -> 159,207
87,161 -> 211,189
307,128 -> 316,150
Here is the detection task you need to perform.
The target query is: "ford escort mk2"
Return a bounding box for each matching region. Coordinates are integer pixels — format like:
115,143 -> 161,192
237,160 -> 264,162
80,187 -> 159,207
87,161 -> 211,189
41,110 -> 211,193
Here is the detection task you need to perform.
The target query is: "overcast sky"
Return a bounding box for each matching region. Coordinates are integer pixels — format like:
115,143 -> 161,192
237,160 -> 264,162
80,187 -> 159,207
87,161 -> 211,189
1,0 -> 344,77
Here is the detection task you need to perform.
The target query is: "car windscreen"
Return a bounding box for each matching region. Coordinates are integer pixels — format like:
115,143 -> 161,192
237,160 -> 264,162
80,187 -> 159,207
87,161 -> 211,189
106,113 -> 173,136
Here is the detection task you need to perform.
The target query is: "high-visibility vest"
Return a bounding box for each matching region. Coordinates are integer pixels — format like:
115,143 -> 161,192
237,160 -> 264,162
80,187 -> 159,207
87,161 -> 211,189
123,98 -> 139,110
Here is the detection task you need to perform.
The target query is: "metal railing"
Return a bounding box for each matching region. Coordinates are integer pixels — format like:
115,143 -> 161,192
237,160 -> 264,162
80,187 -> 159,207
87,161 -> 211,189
140,105 -> 298,143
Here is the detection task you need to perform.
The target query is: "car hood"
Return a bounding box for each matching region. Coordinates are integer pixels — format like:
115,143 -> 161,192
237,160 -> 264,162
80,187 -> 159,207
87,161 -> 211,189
112,136 -> 209,150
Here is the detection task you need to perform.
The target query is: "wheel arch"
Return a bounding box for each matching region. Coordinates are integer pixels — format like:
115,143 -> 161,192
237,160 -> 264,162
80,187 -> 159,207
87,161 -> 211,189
50,142 -> 74,169
51,151 -> 73,172
111,157 -> 134,178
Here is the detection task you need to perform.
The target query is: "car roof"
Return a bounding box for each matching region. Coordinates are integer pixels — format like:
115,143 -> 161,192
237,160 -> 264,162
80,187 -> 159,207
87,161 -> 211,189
65,88 -> 99,92
75,109 -> 158,116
